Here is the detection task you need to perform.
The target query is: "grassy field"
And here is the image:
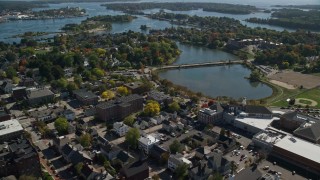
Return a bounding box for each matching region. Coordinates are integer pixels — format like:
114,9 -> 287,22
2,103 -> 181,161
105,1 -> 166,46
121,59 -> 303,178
269,87 -> 320,108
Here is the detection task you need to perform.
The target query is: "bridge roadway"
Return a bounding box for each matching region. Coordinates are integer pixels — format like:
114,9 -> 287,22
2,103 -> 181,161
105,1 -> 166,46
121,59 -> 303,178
154,60 -> 245,70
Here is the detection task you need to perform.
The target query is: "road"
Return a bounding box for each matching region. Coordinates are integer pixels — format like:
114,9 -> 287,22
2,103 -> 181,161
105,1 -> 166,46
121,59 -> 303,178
110,124 -> 163,145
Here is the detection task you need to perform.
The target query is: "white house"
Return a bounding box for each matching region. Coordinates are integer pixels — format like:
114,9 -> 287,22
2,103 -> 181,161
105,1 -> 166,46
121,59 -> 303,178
168,153 -> 192,171
113,122 -> 129,137
138,134 -> 160,155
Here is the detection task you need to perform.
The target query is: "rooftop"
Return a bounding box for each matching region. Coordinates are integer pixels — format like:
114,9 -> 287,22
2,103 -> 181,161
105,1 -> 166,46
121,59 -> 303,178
96,94 -> 143,109
73,89 -> 98,99
274,135 -> 320,164
148,90 -> 171,101
235,116 -> 279,131
124,82 -> 143,89
244,105 -> 272,115
253,128 -> 286,144
282,111 -> 319,123
199,108 -> 217,116
0,119 -> 23,137
27,87 -> 54,99
139,134 -> 160,146
294,121 -> 320,142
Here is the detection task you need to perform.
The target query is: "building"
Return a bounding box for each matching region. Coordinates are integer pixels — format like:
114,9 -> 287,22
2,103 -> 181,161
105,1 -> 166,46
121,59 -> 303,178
100,143 -> 122,160
138,134 -> 160,155
0,80 -> 14,93
0,119 -> 23,143
18,78 -> 35,87
280,111 -> 318,132
124,82 -> 145,94
189,160 -> 213,180
0,107 -> 10,122
271,135 -> 320,176
168,153 -> 192,171
162,120 -> 176,132
206,151 -> 231,175
119,160 -> 149,180
147,90 -> 173,106
63,109 -> 76,121
12,87 -> 27,100
113,122 -> 129,137
195,146 -> 212,159
198,108 -> 223,125
252,128 -> 286,152
293,119 -> 320,144
61,144 -> 92,165
26,87 -> 54,106
29,107 -> 64,122
0,138 -> 41,177
73,89 -> 99,105
149,144 -> 168,162
96,94 -> 143,122
80,164 -> 114,180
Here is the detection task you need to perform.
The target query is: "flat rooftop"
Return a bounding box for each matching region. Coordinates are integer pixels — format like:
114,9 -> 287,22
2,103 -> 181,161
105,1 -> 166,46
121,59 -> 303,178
274,135 -> 320,164
235,117 -> 279,130
254,128 -> 286,144
139,134 -> 160,145
199,108 -> 217,116
0,119 -> 23,136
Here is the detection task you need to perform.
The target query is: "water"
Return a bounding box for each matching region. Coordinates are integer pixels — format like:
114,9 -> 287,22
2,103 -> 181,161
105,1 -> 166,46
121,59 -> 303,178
1,0 -> 319,43
158,64 -> 273,99
174,42 -> 238,65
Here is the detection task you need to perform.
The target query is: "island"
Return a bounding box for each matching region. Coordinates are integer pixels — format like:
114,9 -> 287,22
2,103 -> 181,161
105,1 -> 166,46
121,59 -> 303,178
246,8 -> 320,31
104,2 -> 260,15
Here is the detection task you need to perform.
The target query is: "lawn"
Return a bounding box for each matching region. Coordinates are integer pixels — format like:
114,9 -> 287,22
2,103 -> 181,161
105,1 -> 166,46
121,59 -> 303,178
270,87 -> 320,108
298,99 -> 312,105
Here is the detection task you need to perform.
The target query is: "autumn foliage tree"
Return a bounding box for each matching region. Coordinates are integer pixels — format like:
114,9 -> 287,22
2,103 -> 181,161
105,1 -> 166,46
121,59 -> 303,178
144,100 -> 160,117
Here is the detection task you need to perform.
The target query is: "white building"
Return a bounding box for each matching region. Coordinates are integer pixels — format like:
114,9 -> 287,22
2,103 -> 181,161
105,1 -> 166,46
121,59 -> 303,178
0,119 -> 23,142
168,153 -> 192,171
138,134 -> 160,154
252,128 -> 286,152
113,122 -> 129,137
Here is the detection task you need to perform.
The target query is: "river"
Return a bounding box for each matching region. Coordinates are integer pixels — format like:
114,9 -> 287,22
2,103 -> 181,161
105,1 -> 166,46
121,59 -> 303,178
158,43 -> 273,99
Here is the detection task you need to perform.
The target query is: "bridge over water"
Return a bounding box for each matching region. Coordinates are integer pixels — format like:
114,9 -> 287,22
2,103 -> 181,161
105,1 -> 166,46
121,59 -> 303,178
154,60 -> 247,70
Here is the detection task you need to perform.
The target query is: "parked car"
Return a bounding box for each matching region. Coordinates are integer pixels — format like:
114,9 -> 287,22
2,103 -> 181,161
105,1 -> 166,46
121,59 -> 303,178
263,166 -> 269,170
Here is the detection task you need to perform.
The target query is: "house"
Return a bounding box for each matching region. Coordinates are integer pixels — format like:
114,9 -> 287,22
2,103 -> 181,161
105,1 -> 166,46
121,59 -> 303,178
216,135 -> 237,154
52,135 -> 70,153
0,107 -> 11,122
293,120 -> 320,144
124,82 -> 146,94
18,77 -> 35,87
100,143 -> 122,160
138,134 -> 160,155
195,146 -> 212,159
0,80 -> 14,93
149,144 -> 168,162
133,120 -> 149,130
64,68 -> 73,77
119,160 -> 149,180
61,144 -> 91,165
26,87 -> 54,106
189,160 -> 212,180
29,107 -> 64,122
116,151 -> 134,165
73,89 -> 99,105
0,138 -> 41,178
113,122 -> 129,137
168,153 -> 192,171
96,94 -> 143,122
63,109 -> 75,121
147,90 -> 173,106
162,120 -> 176,133
80,164 -> 114,180
280,111 -> 319,132
0,119 -> 23,143
206,151 -> 231,175
77,119 -> 88,131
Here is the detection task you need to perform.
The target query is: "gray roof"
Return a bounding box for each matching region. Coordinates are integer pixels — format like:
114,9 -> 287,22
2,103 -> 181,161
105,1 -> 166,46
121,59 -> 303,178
244,105 -> 272,115
96,94 -> 143,109
27,88 -> 54,99
281,111 -> 318,123
124,82 -> 143,89
120,160 -> 148,178
73,89 -> 98,99
148,90 -> 171,102
294,121 -> 320,142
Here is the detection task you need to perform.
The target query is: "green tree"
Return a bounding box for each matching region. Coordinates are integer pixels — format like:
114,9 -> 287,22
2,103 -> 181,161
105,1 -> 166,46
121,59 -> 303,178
220,128 -> 226,136
168,101 -> 180,112
144,100 -> 160,117
117,86 -> 129,96
101,90 -> 115,100
54,117 -> 68,135
75,162 -> 84,175
5,66 -> 17,79
80,133 -> 92,148
123,115 -> 135,126
152,174 -> 160,180
92,68 -> 105,78
169,140 -> 183,154
125,128 -> 140,148
174,163 -> 188,180
249,69 -> 261,82
209,172 -> 223,180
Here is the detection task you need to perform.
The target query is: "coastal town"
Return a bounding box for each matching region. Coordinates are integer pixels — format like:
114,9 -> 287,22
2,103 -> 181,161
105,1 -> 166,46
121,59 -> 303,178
0,1 -> 320,180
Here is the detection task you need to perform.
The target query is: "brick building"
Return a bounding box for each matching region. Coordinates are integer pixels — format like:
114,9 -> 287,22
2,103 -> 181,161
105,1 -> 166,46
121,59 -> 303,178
96,94 -> 143,121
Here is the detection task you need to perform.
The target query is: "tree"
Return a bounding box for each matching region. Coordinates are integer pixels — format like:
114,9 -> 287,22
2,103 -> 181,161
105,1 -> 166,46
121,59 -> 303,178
123,115 -> 135,126
54,117 -> 68,135
249,69 -> 261,82
231,161 -> 238,174
92,68 -> 105,78
169,140 -> 183,154
160,152 -> 170,164
125,128 -> 140,148
101,90 -> 115,100
209,172 -> 223,180
80,133 -> 92,148
220,128 -> 226,136
174,163 -> 188,180
5,66 -> 17,79
152,174 -> 160,180
288,98 -> 295,106
117,86 -> 129,96
75,162 -> 84,175
168,101 -> 180,112
144,100 -> 160,117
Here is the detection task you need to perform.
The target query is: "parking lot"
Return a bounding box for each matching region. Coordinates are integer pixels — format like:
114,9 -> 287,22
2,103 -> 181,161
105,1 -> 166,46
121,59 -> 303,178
225,146 -> 256,173
258,160 -> 305,180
